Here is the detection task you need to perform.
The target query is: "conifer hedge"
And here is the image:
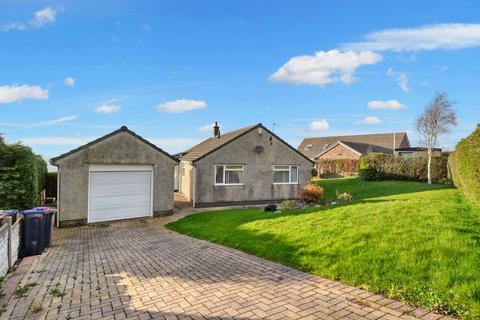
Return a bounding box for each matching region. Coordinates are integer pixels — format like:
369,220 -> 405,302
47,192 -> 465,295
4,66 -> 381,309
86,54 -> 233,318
0,137 -> 47,209
359,153 -> 449,183
448,128 -> 480,205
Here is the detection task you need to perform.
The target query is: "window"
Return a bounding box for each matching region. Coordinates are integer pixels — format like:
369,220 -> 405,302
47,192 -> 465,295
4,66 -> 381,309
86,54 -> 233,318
304,144 -> 313,151
273,165 -> 298,184
399,151 -> 414,158
215,165 -> 244,185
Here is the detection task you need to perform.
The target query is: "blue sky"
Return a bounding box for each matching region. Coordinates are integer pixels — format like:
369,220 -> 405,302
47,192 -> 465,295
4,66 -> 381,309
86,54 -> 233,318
1,0 -> 479,170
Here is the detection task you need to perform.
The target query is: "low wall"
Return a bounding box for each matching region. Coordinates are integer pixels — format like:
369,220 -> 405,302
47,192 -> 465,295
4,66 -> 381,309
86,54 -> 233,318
0,216 -> 22,278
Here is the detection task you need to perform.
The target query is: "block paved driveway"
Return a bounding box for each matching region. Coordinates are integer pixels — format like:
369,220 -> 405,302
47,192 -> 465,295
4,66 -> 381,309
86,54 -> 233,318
1,217 -> 450,320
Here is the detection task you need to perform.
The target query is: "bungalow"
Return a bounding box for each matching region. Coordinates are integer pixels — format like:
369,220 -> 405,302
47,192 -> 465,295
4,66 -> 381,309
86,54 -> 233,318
178,123 -> 314,207
298,132 -> 411,176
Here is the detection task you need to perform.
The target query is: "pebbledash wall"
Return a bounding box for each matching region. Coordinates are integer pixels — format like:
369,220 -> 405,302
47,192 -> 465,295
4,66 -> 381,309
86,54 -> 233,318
0,217 -> 21,277
52,129 -> 178,227
190,127 -> 314,207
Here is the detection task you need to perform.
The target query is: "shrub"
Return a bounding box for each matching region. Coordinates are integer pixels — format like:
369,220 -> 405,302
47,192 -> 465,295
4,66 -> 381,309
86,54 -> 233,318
336,192 -> 353,202
299,184 -> 324,203
264,204 -> 277,212
0,142 -> 47,210
280,200 -> 299,211
359,153 -> 449,183
448,127 -> 480,205
311,168 -> 318,177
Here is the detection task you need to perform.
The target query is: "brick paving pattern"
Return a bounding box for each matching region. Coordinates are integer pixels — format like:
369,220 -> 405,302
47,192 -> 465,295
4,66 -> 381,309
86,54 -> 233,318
0,218 -> 452,320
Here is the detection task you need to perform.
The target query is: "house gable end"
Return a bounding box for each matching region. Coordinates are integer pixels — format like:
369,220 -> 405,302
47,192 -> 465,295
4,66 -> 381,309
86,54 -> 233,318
194,124 -> 314,165
51,126 -> 178,165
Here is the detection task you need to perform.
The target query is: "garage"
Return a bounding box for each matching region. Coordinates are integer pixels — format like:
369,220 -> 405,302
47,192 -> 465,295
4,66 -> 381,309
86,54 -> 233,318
51,126 -> 178,227
88,165 -> 153,223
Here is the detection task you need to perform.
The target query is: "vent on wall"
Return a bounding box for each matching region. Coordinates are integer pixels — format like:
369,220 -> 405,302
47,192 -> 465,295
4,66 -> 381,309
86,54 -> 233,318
255,145 -> 264,153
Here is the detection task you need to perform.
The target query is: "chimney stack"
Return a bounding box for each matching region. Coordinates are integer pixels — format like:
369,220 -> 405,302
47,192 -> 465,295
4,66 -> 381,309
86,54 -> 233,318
213,121 -> 220,138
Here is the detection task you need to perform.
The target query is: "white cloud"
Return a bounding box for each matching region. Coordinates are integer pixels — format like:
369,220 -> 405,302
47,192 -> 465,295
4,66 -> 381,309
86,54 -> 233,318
387,68 -> 409,92
1,22 -> 27,31
95,104 -> 122,113
357,116 -> 382,125
19,137 -> 94,146
25,115 -> 78,129
396,72 -> 409,92
198,123 -> 222,132
30,7 -> 56,27
307,120 -> 330,132
148,138 -> 199,148
157,99 -> 207,113
269,50 -> 383,86
344,23 -> 480,52
367,99 -> 408,110
1,6 -> 58,31
19,135 -> 198,156
64,77 -> 75,87
435,65 -> 449,72
0,84 -> 49,104
148,137 -> 200,153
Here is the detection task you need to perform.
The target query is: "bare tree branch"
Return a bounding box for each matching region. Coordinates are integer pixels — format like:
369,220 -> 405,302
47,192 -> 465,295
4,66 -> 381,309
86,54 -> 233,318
415,92 -> 457,184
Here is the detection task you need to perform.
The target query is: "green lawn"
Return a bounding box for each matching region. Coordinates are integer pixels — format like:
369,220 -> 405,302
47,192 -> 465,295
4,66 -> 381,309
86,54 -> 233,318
167,179 -> 480,318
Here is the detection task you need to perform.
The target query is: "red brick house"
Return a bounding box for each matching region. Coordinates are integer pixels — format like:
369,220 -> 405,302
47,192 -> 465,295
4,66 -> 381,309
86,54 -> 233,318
298,133 -> 411,176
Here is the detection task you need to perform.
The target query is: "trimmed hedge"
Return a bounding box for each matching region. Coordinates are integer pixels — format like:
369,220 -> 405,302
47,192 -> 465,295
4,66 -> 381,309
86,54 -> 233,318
359,153 -> 449,183
0,141 -> 47,210
448,128 -> 480,205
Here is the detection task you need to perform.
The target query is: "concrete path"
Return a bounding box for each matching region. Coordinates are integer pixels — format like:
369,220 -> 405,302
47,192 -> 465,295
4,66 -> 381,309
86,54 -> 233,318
0,216 -> 450,320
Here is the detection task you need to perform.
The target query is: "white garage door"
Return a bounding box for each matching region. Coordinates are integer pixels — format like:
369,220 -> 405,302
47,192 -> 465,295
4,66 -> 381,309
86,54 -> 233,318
88,165 -> 153,223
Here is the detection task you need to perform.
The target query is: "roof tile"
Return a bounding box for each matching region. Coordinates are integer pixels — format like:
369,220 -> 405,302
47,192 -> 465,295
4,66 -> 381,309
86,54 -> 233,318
298,132 -> 409,159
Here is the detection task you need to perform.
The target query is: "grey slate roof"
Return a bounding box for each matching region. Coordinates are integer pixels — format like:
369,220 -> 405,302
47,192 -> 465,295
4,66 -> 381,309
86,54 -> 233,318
180,124 -> 259,162
341,141 -> 394,155
180,123 -> 314,164
298,132 -> 410,159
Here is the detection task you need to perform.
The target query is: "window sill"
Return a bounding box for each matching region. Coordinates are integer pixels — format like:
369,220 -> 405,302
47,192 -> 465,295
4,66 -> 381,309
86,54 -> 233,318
214,183 -> 244,186
273,182 -> 299,185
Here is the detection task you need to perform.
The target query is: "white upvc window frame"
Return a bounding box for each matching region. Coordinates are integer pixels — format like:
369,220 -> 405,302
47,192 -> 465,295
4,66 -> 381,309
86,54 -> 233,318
273,165 -> 299,185
214,164 -> 245,186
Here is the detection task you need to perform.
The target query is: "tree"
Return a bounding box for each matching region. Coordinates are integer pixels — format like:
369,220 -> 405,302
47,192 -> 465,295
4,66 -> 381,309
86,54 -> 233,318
415,92 -> 457,184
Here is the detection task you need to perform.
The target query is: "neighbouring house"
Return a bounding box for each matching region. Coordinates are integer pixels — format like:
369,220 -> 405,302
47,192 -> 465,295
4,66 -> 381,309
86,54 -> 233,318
298,132 -> 411,176
394,147 -> 442,158
51,126 -> 178,227
177,123 -> 314,207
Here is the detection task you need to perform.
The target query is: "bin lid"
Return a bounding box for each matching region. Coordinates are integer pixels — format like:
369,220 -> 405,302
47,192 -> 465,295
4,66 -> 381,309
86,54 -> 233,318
20,207 -> 55,214
0,210 -> 19,215
34,207 -> 57,213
